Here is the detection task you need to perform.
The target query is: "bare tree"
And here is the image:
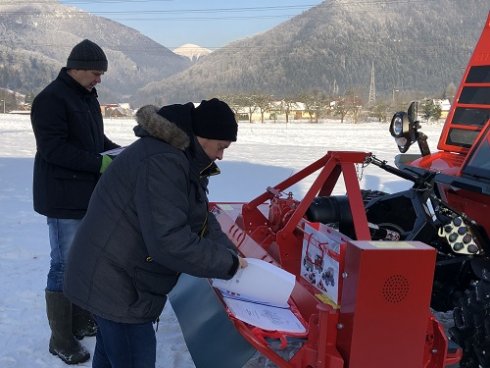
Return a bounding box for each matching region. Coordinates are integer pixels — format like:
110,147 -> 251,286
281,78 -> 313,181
370,102 -> 390,122
249,93 -> 273,123
280,97 -> 297,123
298,90 -> 330,123
333,90 -> 362,123
234,95 -> 258,123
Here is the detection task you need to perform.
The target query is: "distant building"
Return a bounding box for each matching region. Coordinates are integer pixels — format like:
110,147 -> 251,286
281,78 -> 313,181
235,101 -> 312,122
433,99 -> 451,119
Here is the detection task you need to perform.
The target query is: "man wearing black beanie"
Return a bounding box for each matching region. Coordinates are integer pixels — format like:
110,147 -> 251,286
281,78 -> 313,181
64,98 -> 245,368
30,39 -> 119,364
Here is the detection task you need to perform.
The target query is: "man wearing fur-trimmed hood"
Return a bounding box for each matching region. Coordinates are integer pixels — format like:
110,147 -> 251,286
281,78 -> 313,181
64,98 -> 246,368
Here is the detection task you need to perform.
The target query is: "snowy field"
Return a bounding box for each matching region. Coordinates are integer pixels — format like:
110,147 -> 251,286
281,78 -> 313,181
0,113 -> 444,367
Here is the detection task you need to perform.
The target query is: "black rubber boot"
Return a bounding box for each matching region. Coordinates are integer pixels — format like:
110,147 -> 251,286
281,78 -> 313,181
72,304 -> 97,340
45,290 -> 90,364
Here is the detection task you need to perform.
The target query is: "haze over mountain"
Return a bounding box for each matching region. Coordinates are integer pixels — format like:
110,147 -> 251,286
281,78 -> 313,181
0,0 -> 488,108
135,0 -> 489,106
0,0 -> 190,104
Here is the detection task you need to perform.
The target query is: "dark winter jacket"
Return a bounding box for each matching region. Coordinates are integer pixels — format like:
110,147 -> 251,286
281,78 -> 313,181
64,103 -> 240,324
31,68 -> 119,219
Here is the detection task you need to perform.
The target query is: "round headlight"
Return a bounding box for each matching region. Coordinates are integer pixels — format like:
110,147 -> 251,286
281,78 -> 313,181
393,116 -> 403,136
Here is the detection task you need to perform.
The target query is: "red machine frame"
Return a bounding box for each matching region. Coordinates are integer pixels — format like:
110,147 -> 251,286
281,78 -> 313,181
211,151 -> 462,368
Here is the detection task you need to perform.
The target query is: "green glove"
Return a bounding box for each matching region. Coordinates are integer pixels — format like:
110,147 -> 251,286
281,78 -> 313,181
100,154 -> 113,174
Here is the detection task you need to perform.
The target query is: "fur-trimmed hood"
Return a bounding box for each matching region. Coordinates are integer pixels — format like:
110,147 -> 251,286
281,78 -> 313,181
134,104 -> 193,150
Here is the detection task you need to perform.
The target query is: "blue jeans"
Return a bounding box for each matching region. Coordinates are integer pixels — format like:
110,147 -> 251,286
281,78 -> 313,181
46,218 -> 81,292
92,315 -> 156,368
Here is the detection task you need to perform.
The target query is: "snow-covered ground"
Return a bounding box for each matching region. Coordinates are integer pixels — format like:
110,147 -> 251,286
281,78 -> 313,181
0,113 -> 444,367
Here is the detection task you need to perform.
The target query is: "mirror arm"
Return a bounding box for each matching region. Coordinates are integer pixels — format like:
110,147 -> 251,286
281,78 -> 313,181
416,132 -> 431,156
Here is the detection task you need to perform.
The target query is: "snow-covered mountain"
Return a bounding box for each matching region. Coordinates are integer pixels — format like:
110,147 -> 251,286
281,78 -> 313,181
136,0 -> 489,105
0,0 -> 191,104
173,44 -> 212,62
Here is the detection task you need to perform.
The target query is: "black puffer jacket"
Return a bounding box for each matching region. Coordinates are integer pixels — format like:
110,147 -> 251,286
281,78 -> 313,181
64,103 -> 239,323
31,68 -> 119,219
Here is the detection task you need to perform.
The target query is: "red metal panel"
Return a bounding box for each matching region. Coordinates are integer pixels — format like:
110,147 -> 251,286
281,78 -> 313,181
438,12 -> 490,153
337,241 -> 437,368
409,151 -> 465,175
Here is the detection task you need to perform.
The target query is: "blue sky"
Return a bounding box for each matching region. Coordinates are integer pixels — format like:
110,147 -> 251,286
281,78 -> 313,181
59,0 -> 323,50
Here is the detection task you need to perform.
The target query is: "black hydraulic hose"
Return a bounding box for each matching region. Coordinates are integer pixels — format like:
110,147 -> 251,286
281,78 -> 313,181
366,155 -> 420,183
366,155 -> 436,190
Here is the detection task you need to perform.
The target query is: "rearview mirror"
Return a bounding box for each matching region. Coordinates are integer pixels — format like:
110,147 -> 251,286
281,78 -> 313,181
407,101 -> 419,124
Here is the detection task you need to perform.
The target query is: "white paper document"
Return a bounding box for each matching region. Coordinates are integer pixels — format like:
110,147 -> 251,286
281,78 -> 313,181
212,258 -> 295,308
223,296 -> 306,334
212,258 -> 306,334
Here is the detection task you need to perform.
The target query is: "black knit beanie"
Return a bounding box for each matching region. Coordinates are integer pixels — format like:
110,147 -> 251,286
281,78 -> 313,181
66,39 -> 108,71
192,98 -> 238,141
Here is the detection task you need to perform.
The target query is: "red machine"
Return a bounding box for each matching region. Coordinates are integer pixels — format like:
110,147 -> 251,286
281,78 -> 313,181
211,151 -> 460,368
208,11 -> 490,368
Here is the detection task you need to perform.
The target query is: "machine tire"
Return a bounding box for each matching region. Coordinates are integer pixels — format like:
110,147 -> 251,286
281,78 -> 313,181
450,279 -> 490,368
